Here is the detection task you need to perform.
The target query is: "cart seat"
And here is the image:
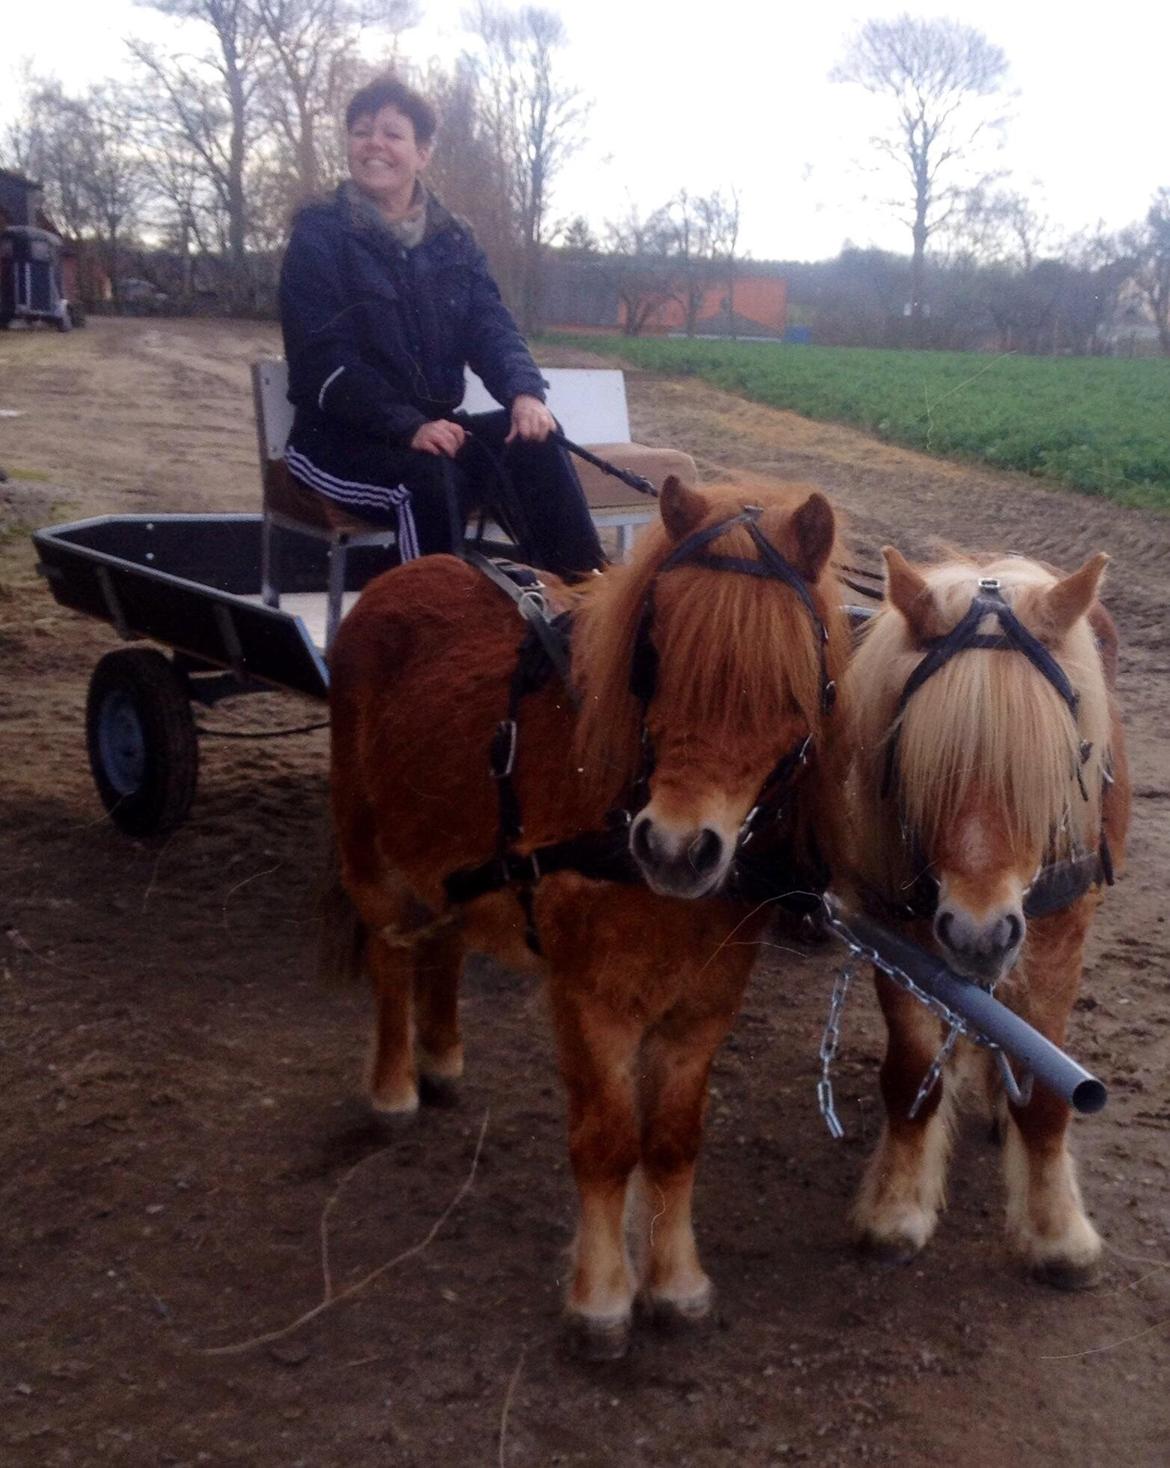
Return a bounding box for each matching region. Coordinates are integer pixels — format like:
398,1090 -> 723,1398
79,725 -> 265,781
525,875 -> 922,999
264,457 -> 380,535
251,359 -> 695,649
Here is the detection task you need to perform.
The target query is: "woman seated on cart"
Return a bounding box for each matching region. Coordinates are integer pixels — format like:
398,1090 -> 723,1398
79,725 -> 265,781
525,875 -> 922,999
278,75 -> 606,580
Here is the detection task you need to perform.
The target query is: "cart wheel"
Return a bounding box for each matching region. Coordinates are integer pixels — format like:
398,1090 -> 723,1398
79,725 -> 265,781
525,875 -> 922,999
86,648 -> 199,835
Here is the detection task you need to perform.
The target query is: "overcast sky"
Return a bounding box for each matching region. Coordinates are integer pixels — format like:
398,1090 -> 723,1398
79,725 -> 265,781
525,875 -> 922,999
3,1 -> 1168,261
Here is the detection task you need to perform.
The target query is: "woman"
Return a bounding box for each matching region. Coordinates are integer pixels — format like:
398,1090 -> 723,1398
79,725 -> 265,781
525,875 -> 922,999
278,75 -> 606,578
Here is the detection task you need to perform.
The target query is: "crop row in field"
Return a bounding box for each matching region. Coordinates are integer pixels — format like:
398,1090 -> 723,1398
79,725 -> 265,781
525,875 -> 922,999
554,336 -> 1170,509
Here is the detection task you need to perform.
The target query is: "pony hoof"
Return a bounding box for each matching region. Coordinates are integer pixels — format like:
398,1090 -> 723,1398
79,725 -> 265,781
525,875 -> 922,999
639,1287 -> 716,1334
563,1312 -> 631,1362
368,1092 -> 420,1125
856,1231 -> 922,1268
1030,1256 -> 1101,1292
418,1073 -> 461,1109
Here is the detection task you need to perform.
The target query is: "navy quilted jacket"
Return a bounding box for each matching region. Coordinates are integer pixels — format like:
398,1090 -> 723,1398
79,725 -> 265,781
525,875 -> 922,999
279,185 -> 545,454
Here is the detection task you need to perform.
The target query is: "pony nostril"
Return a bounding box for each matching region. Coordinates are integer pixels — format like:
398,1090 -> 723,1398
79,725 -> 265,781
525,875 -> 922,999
1003,912 -> 1023,950
631,817 -> 657,867
935,910 -> 955,948
687,827 -> 724,877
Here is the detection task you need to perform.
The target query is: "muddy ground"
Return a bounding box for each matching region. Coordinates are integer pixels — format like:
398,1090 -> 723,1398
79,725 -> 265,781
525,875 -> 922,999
1,318 -> 1167,1467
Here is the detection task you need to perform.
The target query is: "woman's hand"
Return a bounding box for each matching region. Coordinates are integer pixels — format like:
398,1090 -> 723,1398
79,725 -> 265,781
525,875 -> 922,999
410,419 -> 466,457
506,394 -> 555,444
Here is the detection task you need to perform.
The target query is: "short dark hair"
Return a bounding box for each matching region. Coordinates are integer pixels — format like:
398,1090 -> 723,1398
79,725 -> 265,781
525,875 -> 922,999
345,76 -> 438,147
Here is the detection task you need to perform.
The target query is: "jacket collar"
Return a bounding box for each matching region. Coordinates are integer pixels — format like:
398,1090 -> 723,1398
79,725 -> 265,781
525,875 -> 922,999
337,180 -> 462,249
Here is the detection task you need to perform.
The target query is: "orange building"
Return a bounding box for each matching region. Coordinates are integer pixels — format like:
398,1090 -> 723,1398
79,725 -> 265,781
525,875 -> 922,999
633,272 -> 788,337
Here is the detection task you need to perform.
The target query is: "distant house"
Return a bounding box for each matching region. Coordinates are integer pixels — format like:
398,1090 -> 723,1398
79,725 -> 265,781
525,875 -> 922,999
541,250 -> 788,338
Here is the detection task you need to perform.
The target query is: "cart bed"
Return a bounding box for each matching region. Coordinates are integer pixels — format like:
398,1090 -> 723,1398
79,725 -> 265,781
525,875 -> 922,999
33,513 -> 394,701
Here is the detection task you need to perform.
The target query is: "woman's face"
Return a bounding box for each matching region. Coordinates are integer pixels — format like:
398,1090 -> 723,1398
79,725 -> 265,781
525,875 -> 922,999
346,105 -> 431,214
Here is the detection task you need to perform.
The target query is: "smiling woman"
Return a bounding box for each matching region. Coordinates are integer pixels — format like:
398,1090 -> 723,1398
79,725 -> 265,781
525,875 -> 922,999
277,74 -> 606,579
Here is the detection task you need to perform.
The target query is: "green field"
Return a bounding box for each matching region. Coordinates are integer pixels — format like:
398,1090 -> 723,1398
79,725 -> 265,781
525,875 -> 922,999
552,336 -> 1170,509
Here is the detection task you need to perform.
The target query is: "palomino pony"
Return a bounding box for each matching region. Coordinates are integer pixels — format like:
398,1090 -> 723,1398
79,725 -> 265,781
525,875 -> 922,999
326,477 -> 850,1356
845,545 -> 1130,1286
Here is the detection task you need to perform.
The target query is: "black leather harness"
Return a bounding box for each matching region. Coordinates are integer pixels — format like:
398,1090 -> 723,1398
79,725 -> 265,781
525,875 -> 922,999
874,577 -> 1114,924
444,514 -> 836,944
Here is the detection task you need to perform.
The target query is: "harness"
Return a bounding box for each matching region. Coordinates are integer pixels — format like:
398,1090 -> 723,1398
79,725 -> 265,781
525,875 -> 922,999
872,577 -> 1114,925
444,510 -> 836,946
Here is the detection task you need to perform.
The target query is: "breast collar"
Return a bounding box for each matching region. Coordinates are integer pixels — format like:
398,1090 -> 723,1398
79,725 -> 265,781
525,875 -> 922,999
875,576 -> 1112,922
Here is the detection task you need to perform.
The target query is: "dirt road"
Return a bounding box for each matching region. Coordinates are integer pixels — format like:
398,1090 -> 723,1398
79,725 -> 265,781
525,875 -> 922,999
2,319 -> 1168,1467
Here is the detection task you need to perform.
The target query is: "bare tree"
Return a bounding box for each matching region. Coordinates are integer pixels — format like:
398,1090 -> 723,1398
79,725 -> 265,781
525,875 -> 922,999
558,214 -> 598,256
833,15 -> 1009,343
10,80 -> 93,239
942,185 -> 1050,270
603,204 -> 679,337
129,0 -> 269,307
253,0 -> 417,209
467,3 -> 589,332
4,77 -> 149,305
80,86 -> 148,304
423,59 -> 521,300
1128,188 -> 1170,355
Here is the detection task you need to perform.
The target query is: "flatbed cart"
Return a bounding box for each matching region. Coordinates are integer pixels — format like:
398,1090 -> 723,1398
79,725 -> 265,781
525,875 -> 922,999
32,511 -> 428,837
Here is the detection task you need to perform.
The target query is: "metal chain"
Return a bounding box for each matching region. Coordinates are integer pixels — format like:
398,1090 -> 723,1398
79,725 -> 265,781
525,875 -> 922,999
908,1022 -> 962,1119
817,901 -> 1022,1136
816,958 -> 859,1139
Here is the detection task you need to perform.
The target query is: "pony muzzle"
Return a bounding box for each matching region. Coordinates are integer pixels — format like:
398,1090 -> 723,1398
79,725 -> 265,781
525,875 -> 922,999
933,899 -> 1024,982
629,812 -> 732,898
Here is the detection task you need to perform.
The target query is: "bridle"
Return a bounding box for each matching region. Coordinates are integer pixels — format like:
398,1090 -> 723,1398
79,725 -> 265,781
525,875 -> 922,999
621,505 -> 837,861
873,576 -> 1113,923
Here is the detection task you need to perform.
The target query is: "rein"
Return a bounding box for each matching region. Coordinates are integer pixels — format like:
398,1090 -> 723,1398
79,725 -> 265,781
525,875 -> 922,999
444,509 -> 835,938
872,576 -> 1113,926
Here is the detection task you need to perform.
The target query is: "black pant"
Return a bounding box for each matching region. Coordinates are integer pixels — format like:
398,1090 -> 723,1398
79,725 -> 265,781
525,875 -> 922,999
302,409 -> 606,579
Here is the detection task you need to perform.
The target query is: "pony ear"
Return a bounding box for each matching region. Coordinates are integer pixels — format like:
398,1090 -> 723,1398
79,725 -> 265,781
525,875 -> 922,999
883,545 -> 944,639
784,491 -> 835,580
1039,552 -> 1109,638
660,476 -> 706,542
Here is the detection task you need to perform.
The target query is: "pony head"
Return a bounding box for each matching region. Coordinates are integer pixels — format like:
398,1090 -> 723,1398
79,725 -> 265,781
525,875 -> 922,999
850,546 -> 1112,981
573,477 -> 847,899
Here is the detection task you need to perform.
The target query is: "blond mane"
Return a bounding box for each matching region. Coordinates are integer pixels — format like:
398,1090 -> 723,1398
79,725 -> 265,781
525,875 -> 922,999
571,482 -> 848,810
849,554 -> 1112,893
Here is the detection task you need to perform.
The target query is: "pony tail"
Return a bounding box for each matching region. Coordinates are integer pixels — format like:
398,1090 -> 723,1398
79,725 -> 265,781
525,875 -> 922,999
316,834 -> 365,986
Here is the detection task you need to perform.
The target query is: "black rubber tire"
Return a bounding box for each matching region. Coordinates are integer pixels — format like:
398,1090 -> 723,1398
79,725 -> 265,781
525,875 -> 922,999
85,648 -> 199,836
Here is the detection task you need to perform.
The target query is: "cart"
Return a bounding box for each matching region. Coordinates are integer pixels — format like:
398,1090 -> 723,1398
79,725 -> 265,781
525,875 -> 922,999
32,511 -> 406,836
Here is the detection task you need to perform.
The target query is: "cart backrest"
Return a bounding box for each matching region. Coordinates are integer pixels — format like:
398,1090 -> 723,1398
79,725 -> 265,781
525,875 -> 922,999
250,358 -> 632,467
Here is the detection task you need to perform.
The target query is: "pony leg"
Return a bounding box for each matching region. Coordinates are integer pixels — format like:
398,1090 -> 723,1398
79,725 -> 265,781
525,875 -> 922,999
551,991 -> 643,1359
366,930 -> 420,1117
1000,922 -> 1101,1286
633,1016 -> 728,1326
852,974 -> 956,1262
413,917 -> 466,1103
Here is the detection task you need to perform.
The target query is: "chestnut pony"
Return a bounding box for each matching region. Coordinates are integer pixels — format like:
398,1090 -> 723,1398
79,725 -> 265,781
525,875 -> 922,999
845,546 -> 1130,1286
326,477 -> 850,1356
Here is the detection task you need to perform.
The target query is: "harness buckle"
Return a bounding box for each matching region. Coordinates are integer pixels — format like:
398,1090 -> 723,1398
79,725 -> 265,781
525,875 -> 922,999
977,577 -> 1001,591
517,588 -> 547,622
490,719 -> 518,778
504,849 -> 541,884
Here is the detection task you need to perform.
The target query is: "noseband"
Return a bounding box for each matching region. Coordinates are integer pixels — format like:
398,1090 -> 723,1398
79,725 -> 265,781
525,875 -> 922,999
875,577 -> 1112,922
